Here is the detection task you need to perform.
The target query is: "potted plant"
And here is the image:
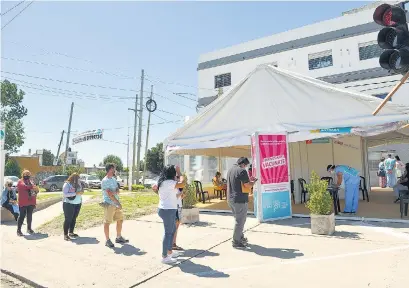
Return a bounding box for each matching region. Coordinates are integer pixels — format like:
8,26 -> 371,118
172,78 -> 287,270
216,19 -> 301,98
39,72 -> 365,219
180,173 -> 199,224
306,171 -> 335,235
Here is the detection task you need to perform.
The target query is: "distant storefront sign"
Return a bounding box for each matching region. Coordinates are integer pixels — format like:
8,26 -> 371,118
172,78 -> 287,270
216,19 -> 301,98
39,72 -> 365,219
310,127 -> 352,134
72,129 -> 103,145
306,138 -> 330,144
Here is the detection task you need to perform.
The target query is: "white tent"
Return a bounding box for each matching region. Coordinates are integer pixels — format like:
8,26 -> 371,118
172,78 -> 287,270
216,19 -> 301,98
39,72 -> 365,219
165,64 -> 409,156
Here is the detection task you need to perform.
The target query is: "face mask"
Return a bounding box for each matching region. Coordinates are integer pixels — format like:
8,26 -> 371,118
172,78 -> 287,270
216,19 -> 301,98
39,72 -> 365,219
330,170 -> 335,175
23,175 -> 30,180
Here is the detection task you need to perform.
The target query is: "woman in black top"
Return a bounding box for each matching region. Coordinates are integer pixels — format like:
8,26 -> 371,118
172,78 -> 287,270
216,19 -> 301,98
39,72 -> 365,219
393,163 -> 409,202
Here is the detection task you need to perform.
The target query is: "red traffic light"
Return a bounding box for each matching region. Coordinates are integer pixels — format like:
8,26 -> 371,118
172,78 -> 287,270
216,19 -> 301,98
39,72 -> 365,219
373,4 -> 407,27
379,48 -> 409,73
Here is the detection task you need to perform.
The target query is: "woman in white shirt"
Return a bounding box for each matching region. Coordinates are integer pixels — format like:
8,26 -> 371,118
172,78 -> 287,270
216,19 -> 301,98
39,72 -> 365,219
395,156 -> 405,180
156,165 -> 184,264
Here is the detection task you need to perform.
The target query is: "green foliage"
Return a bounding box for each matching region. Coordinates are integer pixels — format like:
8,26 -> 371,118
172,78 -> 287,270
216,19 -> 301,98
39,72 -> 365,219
123,184 -> 146,191
145,142 -> 164,175
102,154 -> 123,172
1,80 -> 28,154
96,170 -> 106,180
123,167 -> 130,173
42,149 -> 55,166
55,165 -> 85,176
305,171 -> 333,215
181,173 -> 197,209
5,158 -> 21,176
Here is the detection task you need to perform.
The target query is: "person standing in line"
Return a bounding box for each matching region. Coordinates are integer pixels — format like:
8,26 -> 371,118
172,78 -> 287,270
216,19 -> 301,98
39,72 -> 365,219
173,188 -> 185,251
62,173 -> 84,241
1,179 -> 19,221
227,157 -> 257,248
393,163 -> 409,203
156,165 -> 185,264
395,155 -> 404,180
378,157 -> 387,188
101,163 -> 129,248
16,170 -> 39,236
384,154 -> 397,188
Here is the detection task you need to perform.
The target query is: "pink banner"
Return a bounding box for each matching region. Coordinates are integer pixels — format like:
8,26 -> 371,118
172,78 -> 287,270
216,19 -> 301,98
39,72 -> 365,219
250,135 -> 257,178
258,134 -> 288,184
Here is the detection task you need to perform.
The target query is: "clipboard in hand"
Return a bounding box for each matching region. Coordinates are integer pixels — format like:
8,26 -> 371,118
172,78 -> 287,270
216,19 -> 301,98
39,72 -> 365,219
241,182 -> 252,194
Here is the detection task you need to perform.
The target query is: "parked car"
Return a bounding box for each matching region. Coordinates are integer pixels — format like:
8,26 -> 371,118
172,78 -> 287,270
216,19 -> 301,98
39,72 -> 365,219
142,177 -> 159,186
40,175 -> 69,192
116,176 -> 125,189
81,174 -> 101,189
4,176 -> 19,189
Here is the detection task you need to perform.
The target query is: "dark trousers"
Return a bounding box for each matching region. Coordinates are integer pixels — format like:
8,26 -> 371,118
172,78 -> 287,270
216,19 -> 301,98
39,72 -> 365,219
63,202 -> 82,235
18,205 -> 35,231
2,203 -> 19,220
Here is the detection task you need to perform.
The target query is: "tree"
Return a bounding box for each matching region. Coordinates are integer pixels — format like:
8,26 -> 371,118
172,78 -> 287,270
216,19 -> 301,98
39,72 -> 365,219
96,170 -> 106,180
145,143 -> 164,175
55,165 -> 85,176
102,154 -> 123,172
42,149 -> 55,166
5,158 -> 21,176
1,80 -> 28,154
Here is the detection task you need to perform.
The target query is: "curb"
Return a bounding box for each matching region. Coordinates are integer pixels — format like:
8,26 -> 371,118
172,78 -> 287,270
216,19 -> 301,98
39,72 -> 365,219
1,269 -> 47,288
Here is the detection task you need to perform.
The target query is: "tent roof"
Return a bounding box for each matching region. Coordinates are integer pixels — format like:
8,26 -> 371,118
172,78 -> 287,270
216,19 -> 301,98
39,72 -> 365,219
165,64 -> 409,151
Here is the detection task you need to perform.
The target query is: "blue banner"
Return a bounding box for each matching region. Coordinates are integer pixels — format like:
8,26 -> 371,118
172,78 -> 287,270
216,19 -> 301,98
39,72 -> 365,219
311,127 -> 352,134
262,191 -> 292,220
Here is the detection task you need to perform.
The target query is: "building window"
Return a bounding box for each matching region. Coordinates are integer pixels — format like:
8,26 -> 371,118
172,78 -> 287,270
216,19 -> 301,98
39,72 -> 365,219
359,41 -> 383,61
214,73 -> 231,89
373,93 -> 392,101
308,50 -> 333,70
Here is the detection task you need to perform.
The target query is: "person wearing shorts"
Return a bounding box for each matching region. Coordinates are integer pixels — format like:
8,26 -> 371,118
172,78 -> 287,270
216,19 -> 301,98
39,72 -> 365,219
101,163 -> 129,248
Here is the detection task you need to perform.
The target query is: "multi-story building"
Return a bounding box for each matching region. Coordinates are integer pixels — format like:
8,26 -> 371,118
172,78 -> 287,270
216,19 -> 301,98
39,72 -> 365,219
196,1 -> 408,109
194,1 -> 409,186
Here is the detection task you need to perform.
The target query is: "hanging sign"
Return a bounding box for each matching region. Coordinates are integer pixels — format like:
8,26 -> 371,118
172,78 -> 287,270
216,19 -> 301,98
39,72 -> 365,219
333,139 -> 359,150
306,138 -> 330,144
310,127 -> 352,134
72,129 -> 103,145
252,133 -> 292,222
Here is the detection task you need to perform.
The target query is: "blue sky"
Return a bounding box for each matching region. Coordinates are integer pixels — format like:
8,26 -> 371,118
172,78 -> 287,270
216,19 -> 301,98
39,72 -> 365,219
1,1 -> 368,167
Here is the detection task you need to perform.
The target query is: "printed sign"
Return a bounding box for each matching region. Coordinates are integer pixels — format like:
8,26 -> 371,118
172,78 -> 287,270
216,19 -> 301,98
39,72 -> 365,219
258,134 -> 288,185
310,127 -> 352,134
306,138 -> 330,144
252,132 -> 292,222
72,129 -> 103,145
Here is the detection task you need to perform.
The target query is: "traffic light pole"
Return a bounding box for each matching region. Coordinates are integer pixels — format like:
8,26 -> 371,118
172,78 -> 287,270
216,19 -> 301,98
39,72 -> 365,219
372,71 -> 409,115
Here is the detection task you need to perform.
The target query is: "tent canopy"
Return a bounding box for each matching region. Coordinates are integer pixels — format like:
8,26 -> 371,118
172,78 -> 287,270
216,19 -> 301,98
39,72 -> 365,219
165,64 -> 409,156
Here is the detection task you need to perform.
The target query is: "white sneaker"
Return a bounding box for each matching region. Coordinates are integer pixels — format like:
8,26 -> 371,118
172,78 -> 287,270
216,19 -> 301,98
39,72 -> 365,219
170,251 -> 182,258
161,256 -> 177,264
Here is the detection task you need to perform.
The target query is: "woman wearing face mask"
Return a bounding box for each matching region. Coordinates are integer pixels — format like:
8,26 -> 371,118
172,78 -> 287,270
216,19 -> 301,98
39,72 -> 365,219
17,170 -> 39,236
62,173 -> 84,241
1,179 -> 19,221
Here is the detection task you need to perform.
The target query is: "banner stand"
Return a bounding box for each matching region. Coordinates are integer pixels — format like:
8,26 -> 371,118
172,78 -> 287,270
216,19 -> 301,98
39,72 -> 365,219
251,132 -> 292,222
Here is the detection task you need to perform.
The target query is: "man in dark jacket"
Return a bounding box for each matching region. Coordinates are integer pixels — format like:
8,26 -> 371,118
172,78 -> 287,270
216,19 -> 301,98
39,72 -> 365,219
227,157 -> 257,248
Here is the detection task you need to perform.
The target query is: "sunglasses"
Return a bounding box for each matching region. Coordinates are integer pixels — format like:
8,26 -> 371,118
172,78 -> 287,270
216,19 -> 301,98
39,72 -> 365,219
7,184 -> 12,187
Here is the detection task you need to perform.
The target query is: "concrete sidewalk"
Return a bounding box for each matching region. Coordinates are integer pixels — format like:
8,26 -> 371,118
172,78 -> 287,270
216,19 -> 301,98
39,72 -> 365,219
1,213 -> 409,288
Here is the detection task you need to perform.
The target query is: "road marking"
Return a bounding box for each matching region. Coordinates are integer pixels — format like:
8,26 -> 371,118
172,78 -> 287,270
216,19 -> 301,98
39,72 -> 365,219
357,222 -> 409,242
184,244 -> 409,277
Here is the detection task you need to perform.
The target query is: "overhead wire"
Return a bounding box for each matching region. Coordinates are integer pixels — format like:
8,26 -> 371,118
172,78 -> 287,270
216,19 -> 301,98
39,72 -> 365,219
1,0 -> 26,16
1,0 -> 34,30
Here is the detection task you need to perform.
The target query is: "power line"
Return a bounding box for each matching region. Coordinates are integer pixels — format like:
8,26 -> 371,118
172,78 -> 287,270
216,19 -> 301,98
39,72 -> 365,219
1,71 -> 197,104
2,57 -> 136,79
1,1 -> 34,30
1,0 -> 26,16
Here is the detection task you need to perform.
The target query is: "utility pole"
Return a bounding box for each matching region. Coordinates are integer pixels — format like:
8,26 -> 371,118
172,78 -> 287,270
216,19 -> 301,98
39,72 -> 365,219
143,85 -> 153,185
136,69 -> 144,183
63,102 -> 74,173
55,130 -> 65,166
130,94 -> 138,185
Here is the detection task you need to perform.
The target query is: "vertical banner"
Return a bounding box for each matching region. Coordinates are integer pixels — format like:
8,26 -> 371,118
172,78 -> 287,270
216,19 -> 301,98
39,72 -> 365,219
252,132 -> 292,222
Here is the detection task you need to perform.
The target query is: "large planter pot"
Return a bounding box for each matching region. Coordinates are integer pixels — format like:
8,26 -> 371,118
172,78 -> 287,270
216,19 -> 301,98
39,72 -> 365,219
310,213 -> 335,235
181,207 -> 200,224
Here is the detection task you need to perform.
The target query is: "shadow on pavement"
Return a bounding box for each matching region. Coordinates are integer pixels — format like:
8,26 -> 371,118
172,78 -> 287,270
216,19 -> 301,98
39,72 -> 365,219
24,233 -> 49,240
177,249 -> 228,278
245,244 -> 304,259
333,231 -> 361,239
113,244 -> 146,256
185,221 -> 215,228
183,249 -> 219,258
72,237 -> 100,245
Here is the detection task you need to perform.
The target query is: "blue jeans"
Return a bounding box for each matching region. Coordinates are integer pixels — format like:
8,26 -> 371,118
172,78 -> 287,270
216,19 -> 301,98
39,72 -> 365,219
158,208 -> 177,257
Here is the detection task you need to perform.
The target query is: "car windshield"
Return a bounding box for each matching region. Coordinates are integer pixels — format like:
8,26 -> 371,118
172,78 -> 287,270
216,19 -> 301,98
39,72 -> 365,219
88,175 -> 99,180
7,176 -> 19,182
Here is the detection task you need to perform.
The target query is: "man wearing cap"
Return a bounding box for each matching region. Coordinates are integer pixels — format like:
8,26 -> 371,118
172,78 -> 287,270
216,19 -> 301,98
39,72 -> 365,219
327,164 -> 360,215
227,157 -> 257,248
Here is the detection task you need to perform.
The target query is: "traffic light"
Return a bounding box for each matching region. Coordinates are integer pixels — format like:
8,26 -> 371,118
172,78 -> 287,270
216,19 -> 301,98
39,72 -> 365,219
373,3 -> 409,74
